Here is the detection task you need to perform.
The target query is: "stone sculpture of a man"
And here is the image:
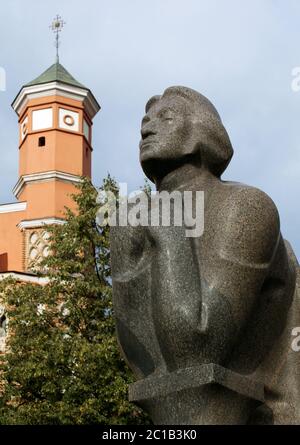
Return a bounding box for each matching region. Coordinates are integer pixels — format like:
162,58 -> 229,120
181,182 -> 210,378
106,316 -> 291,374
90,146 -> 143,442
110,86 -> 300,424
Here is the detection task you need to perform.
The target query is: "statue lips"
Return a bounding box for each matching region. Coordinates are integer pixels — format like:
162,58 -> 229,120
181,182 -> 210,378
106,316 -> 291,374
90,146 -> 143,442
140,137 -> 158,151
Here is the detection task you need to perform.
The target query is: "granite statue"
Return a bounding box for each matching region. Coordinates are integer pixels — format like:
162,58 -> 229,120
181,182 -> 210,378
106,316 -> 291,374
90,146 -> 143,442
110,86 -> 300,424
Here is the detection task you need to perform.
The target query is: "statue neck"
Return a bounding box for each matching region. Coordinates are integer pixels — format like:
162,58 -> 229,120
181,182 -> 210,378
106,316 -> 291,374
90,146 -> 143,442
155,164 -> 217,193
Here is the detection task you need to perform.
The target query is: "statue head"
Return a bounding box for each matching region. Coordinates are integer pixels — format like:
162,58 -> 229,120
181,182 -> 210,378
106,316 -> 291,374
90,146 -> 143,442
139,86 -> 234,183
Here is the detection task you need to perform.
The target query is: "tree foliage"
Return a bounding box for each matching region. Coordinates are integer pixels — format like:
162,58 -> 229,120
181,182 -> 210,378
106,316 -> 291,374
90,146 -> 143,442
0,177 -> 148,425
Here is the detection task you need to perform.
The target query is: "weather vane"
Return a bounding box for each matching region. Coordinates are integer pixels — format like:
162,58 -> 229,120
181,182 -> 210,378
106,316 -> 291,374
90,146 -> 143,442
49,15 -> 66,63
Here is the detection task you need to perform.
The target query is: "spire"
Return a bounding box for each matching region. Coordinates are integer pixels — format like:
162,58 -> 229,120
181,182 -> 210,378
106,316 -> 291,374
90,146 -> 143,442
11,15 -> 101,119
23,16 -> 87,90
24,62 -> 86,89
49,15 -> 66,64
12,60 -> 100,119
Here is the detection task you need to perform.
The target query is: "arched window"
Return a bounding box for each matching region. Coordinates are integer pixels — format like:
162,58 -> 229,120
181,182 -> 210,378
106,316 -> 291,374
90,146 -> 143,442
0,313 -> 7,352
0,314 -> 7,338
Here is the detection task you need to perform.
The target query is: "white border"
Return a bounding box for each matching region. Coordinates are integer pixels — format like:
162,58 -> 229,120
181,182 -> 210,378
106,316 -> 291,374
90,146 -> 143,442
12,81 -> 100,119
0,272 -> 49,285
13,170 -> 82,198
17,217 -> 66,230
0,202 -> 27,214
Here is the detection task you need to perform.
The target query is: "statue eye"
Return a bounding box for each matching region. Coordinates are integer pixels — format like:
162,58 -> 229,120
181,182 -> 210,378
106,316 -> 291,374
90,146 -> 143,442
160,111 -> 174,121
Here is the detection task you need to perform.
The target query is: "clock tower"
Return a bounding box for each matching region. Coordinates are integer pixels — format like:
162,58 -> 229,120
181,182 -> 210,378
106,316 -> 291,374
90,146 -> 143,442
0,61 -> 100,276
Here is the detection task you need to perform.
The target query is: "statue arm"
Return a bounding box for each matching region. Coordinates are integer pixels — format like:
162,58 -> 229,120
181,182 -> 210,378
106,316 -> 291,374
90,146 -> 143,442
204,187 -> 281,338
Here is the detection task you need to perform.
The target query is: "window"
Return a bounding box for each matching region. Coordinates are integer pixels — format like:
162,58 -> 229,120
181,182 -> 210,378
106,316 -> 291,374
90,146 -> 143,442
83,119 -> 90,141
32,108 -> 53,131
0,312 -> 7,352
38,136 -> 46,147
0,314 -> 7,338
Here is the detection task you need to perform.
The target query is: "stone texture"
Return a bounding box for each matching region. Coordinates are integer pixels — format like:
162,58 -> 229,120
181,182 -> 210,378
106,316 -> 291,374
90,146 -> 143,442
110,86 -> 300,424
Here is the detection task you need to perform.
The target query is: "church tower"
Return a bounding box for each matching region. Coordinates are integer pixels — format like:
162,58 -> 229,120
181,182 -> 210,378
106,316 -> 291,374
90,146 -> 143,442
0,61 -> 100,277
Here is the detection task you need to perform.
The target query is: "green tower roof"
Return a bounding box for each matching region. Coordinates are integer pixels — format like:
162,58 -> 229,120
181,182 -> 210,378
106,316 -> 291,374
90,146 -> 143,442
12,61 -> 101,117
25,62 -> 86,89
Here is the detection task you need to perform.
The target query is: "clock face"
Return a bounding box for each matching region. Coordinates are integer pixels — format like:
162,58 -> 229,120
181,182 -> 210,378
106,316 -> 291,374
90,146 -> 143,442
63,115 -> 75,126
59,108 -> 79,132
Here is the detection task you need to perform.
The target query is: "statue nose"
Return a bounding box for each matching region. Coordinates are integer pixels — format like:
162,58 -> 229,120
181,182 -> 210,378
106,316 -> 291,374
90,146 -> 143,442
141,126 -> 156,140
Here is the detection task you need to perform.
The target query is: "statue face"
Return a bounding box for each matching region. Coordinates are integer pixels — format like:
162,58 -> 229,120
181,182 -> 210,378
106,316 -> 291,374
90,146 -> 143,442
139,96 -> 195,170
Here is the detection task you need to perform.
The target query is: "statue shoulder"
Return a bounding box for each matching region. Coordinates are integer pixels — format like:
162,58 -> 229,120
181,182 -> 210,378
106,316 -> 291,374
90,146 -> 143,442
222,182 -> 279,218
213,183 -> 280,265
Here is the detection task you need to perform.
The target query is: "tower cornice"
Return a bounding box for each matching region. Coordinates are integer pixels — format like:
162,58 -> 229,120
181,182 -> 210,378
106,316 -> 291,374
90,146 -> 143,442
13,171 -> 83,199
12,81 -> 100,120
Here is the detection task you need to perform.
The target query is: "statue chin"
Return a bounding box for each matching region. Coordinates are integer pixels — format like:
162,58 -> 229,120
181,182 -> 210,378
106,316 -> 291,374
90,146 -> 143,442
140,156 -> 171,184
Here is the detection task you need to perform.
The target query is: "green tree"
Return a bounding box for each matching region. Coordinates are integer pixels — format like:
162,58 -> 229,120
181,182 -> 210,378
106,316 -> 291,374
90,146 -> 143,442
0,177 -> 148,425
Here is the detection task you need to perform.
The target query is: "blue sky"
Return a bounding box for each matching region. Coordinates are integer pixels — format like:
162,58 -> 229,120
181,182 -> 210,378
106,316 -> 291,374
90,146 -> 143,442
0,0 -> 299,256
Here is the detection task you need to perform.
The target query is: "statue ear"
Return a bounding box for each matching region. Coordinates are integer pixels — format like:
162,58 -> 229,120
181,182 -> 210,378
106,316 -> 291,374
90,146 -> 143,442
192,113 -> 234,176
178,118 -> 202,157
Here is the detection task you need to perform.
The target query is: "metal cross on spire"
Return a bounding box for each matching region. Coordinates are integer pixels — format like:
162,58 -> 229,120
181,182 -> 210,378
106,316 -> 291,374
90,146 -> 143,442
49,15 -> 66,63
